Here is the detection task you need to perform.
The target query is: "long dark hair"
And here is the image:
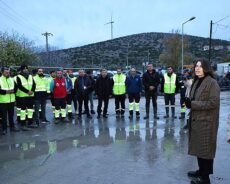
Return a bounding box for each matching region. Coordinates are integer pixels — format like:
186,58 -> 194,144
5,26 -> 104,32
192,58 -> 215,82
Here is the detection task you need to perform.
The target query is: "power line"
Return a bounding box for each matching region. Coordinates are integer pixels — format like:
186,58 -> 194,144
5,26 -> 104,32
0,0 -> 43,34
214,15 -> 230,24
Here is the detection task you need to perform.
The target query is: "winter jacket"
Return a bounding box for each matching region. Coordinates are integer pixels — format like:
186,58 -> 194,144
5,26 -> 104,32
74,75 -> 91,96
189,75 -> 220,159
142,70 -> 160,93
95,75 -> 113,97
126,74 -> 142,94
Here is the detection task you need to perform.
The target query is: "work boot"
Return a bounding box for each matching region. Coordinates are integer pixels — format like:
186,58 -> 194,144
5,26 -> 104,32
136,111 -> 140,119
187,170 -> 201,179
91,110 -> 95,114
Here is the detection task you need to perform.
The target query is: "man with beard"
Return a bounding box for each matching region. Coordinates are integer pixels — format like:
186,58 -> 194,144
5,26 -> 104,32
142,64 -> 160,120
16,64 -> 36,130
74,70 -> 92,119
33,68 -> 49,125
112,68 -> 127,117
50,69 -> 69,122
95,69 -> 113,119
0,67 -> 20,135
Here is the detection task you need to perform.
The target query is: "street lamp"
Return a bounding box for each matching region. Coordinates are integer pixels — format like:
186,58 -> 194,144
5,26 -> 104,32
181,16 -> 196,73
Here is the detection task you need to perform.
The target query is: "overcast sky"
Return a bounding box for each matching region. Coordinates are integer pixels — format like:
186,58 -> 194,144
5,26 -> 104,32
0,0 -> 229,49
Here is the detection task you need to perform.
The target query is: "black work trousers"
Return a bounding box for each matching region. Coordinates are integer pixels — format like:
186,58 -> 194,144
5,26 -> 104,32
97,96 -> 109,115
114,94 -> 126,115
145,91 -> 158,115
34,95 -> 47,122
54,98 -> 66,110
78,95 -> 89,115
164,93 -> 175,115
0,102 -> 15,131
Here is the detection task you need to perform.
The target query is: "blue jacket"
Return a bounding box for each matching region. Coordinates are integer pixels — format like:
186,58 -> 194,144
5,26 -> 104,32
126,74 -> 142,94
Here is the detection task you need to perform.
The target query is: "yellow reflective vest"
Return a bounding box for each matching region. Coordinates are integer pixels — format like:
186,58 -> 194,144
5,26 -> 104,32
17,74 -> 34,97
163,73 -> 176,94
113,74 -> 126,95
0,76 -> 15,103
33,75 -> 47,92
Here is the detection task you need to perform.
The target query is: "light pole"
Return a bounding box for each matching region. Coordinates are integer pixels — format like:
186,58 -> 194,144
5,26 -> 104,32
181,16 -> 196,73
126,42 -> 129,69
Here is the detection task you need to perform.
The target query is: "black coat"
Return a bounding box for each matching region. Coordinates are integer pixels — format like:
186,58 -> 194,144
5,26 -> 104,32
74,76 -> 91,96
87,75 -> 95,93
95,76 -> 113,97
142,70 -> 160,92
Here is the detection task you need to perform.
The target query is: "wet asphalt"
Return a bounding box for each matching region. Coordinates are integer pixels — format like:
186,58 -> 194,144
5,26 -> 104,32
0,92 -> 229,184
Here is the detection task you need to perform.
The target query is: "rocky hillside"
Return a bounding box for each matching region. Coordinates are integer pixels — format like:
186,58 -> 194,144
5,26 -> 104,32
38,32 -> 230,70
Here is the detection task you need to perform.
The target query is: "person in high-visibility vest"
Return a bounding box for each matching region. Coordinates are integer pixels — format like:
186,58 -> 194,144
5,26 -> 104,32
161,66 -> 179,118
112,68 -> 127,117
126,68 -> 142,119
16,65 -> 36,130
68,70 -> 78,114
47,70 -> 56,114
0,67 -> 20,135
33,68 -> 49,125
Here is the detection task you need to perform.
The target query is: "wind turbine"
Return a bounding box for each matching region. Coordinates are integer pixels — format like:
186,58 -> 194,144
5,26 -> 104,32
105,16 -> 114,40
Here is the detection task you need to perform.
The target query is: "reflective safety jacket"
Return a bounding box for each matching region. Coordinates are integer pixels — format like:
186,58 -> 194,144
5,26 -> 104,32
113,74 -> 126,95
0,76 -> 15,103
163,73 -> 176,94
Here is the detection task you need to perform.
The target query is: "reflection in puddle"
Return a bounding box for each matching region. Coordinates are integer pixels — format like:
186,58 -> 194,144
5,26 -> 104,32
0,119 -> 188,165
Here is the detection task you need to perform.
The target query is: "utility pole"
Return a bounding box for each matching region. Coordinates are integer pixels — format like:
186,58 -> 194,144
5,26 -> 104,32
147,50 -> 150,64
209,20 -> 213,62
208,15 -> 230,62
42,32 -> 53,66
126,42 -> 129,69
105,16 -> 114,39
42,32 -> 53,52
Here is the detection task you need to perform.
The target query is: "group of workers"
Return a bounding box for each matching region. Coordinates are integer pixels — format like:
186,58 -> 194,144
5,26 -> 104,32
0,64 -> 192,135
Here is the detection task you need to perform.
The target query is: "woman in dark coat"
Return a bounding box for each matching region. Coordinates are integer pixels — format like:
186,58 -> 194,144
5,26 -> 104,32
185,58 -> 220,184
